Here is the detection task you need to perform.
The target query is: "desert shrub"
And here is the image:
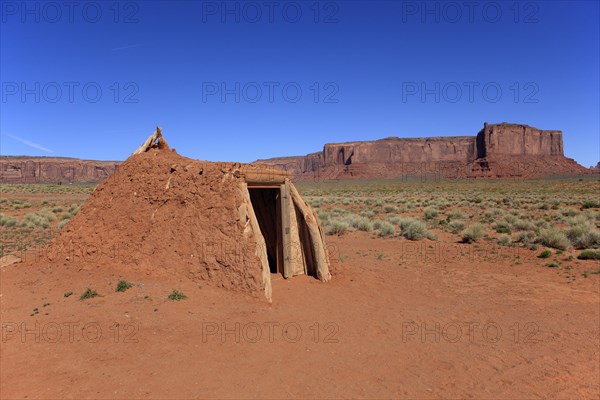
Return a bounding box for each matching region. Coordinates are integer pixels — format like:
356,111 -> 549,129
384,213 -> 398,222
372,219 -> 383,230
504,215 -> 517,224
80,288 -> 98,300
345,215 -> 372,232
21,212 -> 51,228
570,231 -> 600,249
538,249 -> 552,259
512,220 -> 536,231
547,261 -> 561,268
316,211 -> 330,225
52,207 -> 64,213
535,220 -> 549,229
377,221 -> 396,237
383,205 -> 397,213
582,200 -> 600,209
58,219 -> 70,229
330,208 -> 348,217
566,221 -> 600,249
578,250 -> 600,260
498,235 -> 512,246
538,228 -> 570,250
60,213 -> 72,220
67,204 -> 81,215
449,220 -> 465,234
398,218 -> 435,240
361,210 -> 376,219
446,210 -> 464,220
326,220 -> 348,235
0,214 -> 18,227
168,289 -> 187,301
116,280 -> 133,292
424,208 -> 438,220
560,208 -> 578,217
493,221 -> 512,234
308,198 -> 323,208
462,224 -> 486,243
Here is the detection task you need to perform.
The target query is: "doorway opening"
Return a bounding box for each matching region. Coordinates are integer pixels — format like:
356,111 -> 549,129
248,187 -> 282,275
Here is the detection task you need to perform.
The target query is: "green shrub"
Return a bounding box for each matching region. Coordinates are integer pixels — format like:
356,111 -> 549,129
547,261 -> 561,268
582,200 -> 600,209
168,289 -> 187,301
538,228 -> 570,250
116,280 -> 133,292
538,249 -> 552,259
63,291 -> 74,298
80,288 -> 98,300
462,224 -> 486,243
578,250 -> 600,260
493,221 -> 512,234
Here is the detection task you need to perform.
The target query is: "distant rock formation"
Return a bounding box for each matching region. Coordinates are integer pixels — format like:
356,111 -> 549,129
0,123 -> 590,184
255,122 -> 589,180
0,156 -> 120,183
590,162 -> 600,173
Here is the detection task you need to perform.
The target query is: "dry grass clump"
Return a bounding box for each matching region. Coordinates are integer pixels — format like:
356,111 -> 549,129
0,214 -> 18,227
462,224 -> 486,243
449,220 -> 465,234
566,218 -> 600,249
397,217 -> 436,241
538,228 -> 570,250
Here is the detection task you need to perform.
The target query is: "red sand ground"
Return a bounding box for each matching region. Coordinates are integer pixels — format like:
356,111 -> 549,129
1,231 -> 599,399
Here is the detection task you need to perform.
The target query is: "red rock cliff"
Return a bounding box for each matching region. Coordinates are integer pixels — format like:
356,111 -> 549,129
0,156 -> 120,183
256,122 -> 587,179
476,122 -> 563,157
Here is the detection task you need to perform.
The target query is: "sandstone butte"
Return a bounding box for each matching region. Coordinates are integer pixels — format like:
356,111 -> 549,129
0,122 -> 592,184
255,122 -> 591,180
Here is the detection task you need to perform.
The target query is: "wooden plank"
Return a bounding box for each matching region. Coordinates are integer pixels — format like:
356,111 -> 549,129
287,186 -> 306,276
281,181 -> 292,279
246,184 -> 282,189
289,183 -> 331,282
240,183 -> 272,301
275,188 -> 282,276
133,127 -> 162,155
244,173 -> 286,187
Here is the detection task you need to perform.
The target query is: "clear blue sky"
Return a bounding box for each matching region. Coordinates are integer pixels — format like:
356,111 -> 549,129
1,0 -> 598,167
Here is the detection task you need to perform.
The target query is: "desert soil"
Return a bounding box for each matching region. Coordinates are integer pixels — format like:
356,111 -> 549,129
1,229 -> 599,399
